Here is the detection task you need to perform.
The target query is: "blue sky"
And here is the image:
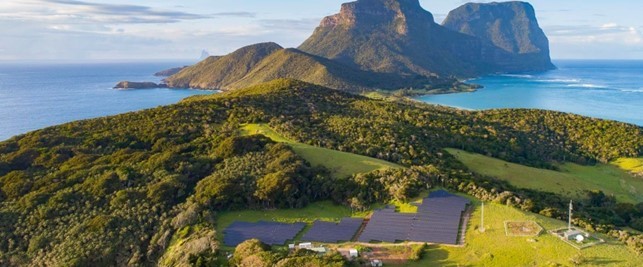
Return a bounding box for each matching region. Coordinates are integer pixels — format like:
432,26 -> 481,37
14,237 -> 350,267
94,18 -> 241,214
1,0 -> 642,61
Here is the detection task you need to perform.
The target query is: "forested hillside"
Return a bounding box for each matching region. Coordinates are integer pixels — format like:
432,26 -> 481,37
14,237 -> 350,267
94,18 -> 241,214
1,79 -> 641,265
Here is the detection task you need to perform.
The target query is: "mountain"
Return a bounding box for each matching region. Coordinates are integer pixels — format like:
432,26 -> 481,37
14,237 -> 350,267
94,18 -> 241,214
199,49 -> 210,60
163,0 -> 555,92
298,0 -> 554,76
298,0 -> 479,76
442,1 -> 555,72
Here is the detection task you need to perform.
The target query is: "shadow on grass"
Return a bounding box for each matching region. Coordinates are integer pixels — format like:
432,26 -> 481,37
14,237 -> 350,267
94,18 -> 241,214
406,245 -> 466,267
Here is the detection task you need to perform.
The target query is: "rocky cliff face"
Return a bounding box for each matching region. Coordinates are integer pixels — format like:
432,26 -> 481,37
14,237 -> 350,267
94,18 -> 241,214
299,0 -> 554,77
442,1 -> 555,72
299,0 -> 462,76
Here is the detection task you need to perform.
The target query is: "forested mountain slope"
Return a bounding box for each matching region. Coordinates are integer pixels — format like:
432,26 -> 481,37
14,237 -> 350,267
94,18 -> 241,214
1,79 -> 641,265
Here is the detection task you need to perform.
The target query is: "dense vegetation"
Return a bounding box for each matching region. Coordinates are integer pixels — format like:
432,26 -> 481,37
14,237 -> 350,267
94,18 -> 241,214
240,123 -> 402,179
0,79 -> 641,265
230,239 -> 348,267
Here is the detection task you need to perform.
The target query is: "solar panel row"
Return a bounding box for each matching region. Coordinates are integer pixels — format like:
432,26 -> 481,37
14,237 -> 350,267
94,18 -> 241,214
301,218 -> 363,243
358,190 -> 470,245
223,221 -> 305,246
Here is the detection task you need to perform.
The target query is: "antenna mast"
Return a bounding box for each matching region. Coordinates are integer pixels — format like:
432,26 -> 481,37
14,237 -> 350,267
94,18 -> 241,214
479,202 -> 485,232
568,200 -> 573,231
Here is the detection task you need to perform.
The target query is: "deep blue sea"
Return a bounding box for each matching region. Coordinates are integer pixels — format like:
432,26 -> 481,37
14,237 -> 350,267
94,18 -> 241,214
0,62 -> 214,141
416,60 -> 643,126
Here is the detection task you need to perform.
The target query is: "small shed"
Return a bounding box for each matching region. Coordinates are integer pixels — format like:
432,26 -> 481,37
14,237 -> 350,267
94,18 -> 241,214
349,249 -> 359,258
288,244 -> 295,250
371,259 -> 383,267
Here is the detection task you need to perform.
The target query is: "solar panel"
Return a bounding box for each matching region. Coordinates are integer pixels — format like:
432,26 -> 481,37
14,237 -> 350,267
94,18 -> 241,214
223,221 -> 306,246
301,218 -> 363,243
357,190 -> 470,245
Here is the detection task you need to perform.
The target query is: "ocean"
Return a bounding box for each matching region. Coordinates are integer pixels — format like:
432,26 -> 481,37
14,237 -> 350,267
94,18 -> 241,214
416,60 -> 643,126
0,60 -> 641,141
0,62 -> 214,141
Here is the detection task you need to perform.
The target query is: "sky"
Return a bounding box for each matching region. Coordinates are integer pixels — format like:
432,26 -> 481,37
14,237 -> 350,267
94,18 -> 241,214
1,0 -> 642,62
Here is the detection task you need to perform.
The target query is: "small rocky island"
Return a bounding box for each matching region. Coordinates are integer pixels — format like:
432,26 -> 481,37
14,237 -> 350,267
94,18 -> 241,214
113,81 -> 167,89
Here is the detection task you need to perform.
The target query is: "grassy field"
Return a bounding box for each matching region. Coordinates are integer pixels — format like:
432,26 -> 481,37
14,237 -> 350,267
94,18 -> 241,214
405,200 -> 641,267
445,148 -> 643,203
240,123 -> 402,178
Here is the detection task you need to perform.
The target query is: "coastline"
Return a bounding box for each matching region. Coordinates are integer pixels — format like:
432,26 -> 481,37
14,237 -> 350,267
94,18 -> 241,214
410,61 -> 643,127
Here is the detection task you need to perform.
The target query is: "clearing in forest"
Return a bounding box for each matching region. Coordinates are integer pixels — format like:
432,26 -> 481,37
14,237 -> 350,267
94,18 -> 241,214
240,123 -> 402,178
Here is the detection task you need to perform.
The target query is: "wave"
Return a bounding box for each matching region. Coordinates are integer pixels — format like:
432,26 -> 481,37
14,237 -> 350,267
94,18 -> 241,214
566,83 -> 609,89
535,78 -> 580,83
619,88 -> 643,93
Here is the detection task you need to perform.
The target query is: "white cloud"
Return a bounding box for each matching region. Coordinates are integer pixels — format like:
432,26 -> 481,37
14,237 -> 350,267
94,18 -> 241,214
600,23 -> 618,29
546,23 -> 643,59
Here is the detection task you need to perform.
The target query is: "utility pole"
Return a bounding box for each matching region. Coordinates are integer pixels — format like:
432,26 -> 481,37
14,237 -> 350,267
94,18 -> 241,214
479,202 -> 485,233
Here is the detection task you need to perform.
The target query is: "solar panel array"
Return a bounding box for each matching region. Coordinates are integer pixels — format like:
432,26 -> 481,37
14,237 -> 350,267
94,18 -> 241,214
223,221 -> 305,246
358,190 -> 470,245
301,218 -> 363,243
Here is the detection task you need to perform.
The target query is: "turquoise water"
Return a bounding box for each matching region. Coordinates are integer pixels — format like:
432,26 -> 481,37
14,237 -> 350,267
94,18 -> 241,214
416,60 -> 643,126
0,62 -> 214,141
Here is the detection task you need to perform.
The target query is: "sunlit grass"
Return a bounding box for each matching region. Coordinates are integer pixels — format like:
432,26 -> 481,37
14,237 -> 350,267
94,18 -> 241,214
446,148 -> 643,203
241,123 -> 402,178
405,200 -> 640,266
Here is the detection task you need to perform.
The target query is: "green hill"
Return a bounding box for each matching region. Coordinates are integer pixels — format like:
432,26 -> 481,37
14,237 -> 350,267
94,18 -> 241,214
446,148 -> 643,203
166,44 -> 451,92
0,79 -> 641,265
165,42 -> 283,89
227,48 -> 377,92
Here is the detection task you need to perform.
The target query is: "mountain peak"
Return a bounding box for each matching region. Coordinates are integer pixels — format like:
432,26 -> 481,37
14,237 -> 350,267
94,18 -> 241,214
442,1 -> 554,71
318,0 -> 434,35
443,1 -> 546,54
